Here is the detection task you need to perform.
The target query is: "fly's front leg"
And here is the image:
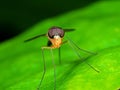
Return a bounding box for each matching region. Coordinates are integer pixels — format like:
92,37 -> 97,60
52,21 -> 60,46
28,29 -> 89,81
37,46 -> 51,90
37,46 -> 57,90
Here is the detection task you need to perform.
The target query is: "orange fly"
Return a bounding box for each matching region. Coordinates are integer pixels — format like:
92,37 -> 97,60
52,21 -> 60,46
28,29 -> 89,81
24,26 -> 99,90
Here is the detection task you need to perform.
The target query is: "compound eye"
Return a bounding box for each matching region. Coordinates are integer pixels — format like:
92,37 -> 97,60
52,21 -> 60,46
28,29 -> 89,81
59,30 -> 64,38
48,32 -> 54,38
48,26 -> 65,38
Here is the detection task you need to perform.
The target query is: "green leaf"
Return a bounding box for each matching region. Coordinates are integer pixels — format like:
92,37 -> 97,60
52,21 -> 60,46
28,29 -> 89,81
0,1 -> 120,90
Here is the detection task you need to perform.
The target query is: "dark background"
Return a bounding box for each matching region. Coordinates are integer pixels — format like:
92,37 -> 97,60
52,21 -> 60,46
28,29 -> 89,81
0,0 -> 98,42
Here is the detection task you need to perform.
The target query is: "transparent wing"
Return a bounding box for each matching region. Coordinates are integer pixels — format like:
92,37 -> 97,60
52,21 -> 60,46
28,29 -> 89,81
64,29 -> 75,32
24,33 -> 46,42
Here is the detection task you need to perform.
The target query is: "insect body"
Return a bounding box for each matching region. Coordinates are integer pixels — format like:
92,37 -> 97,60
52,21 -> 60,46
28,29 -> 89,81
47,26 -> 64,48
24,26 -> 98,90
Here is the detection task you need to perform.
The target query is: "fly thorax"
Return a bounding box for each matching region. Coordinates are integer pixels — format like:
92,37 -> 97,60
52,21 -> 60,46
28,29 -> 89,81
52,35 -> 61,46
